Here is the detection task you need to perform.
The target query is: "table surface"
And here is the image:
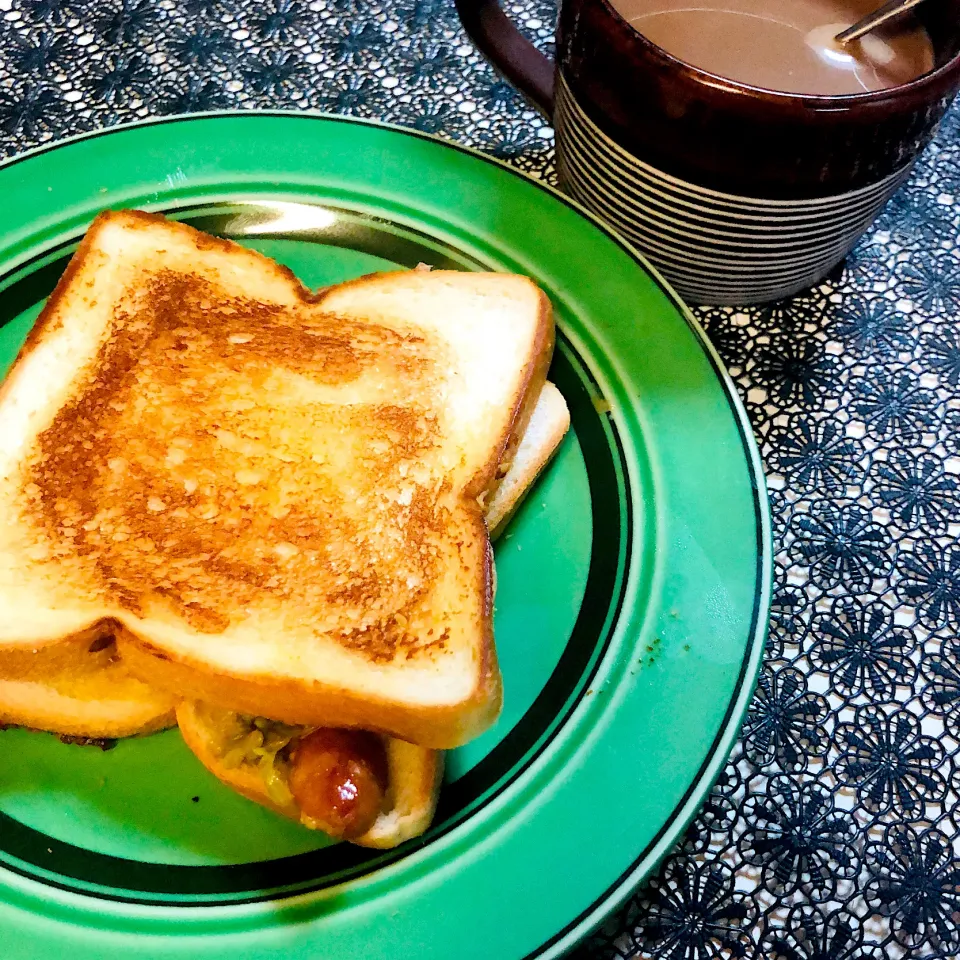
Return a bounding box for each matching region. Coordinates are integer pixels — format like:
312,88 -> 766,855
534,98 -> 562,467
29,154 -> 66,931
2,1 -> 960,957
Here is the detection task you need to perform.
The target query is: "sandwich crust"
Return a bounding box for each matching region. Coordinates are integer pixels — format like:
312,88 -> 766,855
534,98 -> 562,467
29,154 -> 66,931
312,270 -> 555,508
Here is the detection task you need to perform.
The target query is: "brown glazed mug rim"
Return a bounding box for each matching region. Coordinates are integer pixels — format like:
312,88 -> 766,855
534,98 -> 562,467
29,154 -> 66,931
601,0 -> 960,109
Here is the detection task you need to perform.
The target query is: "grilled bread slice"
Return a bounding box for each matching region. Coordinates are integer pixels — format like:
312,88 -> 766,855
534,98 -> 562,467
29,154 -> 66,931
0,210 -> 554,750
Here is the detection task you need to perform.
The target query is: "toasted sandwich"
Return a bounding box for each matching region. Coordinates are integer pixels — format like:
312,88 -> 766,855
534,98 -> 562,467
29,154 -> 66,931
0,209 -> 568,844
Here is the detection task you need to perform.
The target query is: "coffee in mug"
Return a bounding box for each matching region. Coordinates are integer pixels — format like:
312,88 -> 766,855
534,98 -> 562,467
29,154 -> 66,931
456,0 -> 960,305
615,0 -> 934,95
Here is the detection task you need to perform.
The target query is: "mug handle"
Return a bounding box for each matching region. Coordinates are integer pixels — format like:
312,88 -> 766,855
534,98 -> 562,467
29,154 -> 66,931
454,0 -> 556,115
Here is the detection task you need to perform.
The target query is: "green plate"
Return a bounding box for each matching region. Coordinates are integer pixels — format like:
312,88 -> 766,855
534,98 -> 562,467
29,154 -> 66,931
0,114 -> 771,959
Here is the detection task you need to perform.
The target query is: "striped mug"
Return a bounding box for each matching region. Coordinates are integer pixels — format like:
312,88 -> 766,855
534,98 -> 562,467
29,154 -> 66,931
455,0 -> 960,305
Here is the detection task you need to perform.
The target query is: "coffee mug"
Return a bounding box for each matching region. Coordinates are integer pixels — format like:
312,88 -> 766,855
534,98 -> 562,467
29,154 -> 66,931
455,0 -> 960,305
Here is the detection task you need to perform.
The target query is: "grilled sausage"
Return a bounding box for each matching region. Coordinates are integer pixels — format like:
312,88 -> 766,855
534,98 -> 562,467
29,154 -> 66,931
288,728 -> 389,839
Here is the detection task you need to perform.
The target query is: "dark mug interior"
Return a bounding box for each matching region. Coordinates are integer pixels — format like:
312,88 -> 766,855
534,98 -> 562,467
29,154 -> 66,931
925,2 -> 960,67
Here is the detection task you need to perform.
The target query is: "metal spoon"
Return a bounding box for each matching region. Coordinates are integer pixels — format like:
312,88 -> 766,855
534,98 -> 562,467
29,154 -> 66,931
835,0 -> 929,45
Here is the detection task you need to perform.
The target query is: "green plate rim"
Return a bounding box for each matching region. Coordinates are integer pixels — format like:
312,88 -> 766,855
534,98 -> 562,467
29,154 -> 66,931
0,111 -> 772,958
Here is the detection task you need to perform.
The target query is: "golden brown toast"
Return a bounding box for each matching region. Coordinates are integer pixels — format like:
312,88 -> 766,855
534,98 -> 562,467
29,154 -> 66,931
0,210 -> 555,750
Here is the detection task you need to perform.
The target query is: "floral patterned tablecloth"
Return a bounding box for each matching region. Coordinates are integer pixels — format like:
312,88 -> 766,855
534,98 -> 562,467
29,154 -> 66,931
3,1 -> 960,957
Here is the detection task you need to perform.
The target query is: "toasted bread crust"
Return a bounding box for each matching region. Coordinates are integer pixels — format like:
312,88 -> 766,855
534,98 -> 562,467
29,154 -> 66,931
176,700 -> 443,848
0,691 -> 175,740
0,210 -> 310,413
487,382 -> 571,537
483,302 -> 555,507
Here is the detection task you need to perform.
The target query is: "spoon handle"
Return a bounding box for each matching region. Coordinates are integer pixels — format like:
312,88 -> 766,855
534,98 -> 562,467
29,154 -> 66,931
835,0 -> 928,45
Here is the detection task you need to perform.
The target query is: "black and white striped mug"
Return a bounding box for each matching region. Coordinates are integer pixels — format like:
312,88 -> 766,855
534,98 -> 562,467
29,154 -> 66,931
456,0 -> 960,305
